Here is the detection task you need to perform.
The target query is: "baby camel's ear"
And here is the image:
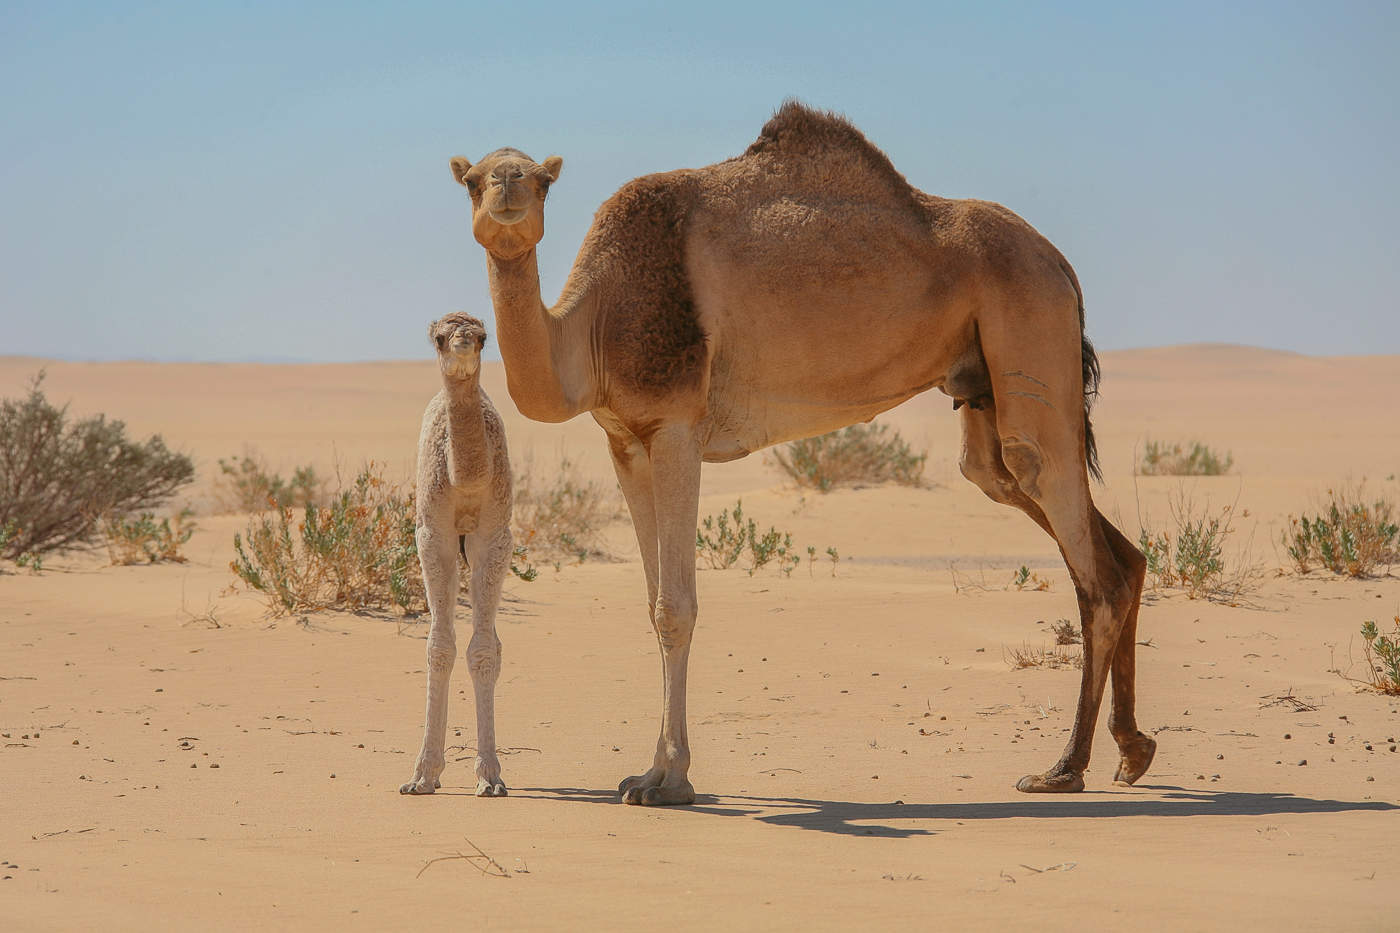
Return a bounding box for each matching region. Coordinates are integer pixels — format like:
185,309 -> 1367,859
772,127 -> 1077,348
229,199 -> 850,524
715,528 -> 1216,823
541,155 -> 563,182
449,157 -> 473,188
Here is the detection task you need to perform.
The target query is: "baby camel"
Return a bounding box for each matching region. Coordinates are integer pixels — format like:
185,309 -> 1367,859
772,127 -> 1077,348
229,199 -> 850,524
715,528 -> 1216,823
400,312 -> 513,798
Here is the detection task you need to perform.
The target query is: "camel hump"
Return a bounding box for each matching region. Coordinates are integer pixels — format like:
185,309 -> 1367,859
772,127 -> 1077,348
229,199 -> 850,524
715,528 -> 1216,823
744,100 -> 910,192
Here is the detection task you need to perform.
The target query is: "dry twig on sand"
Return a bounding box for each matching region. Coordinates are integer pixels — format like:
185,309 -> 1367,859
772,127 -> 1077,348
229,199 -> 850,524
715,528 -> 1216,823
1258,690 -> 1319,712
416,837 -> 510,879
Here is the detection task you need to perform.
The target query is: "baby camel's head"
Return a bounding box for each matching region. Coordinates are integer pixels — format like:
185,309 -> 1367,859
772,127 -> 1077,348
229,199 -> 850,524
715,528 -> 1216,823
429,312 -> 488,380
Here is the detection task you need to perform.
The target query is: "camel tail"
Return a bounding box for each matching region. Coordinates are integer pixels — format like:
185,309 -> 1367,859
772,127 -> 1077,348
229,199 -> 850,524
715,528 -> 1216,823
1063,261 -> 1103,483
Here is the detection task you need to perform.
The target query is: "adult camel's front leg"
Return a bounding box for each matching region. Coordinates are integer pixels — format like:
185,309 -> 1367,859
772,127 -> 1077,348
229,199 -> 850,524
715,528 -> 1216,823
618,423 -> 702,806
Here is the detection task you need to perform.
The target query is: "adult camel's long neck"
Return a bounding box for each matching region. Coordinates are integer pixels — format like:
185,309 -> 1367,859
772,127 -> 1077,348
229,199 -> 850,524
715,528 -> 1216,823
486,250 -> 597,423
442,378 -> 488,491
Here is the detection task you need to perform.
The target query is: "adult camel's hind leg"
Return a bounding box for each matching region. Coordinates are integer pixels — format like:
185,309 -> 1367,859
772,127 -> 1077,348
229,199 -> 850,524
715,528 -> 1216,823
1099,518 -> 1156,784
960,404 -> 1155,786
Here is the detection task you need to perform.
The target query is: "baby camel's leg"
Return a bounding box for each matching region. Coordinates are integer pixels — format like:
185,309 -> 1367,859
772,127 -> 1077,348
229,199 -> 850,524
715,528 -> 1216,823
464,527 -> 510,797
401,522 -> 459,795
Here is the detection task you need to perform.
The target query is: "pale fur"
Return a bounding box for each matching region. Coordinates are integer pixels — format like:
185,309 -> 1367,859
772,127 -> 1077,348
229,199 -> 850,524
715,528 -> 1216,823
400,312 -> 514,798
449,101 -> 1154,803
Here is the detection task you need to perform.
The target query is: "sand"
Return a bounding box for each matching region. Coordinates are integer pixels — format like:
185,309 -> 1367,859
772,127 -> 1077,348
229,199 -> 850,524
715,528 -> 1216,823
2,346 -> 1398,931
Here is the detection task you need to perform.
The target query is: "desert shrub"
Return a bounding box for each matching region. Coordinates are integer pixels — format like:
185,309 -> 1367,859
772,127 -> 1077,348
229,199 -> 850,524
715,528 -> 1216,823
1283,488 -> 1398,577
771,422 -> 926,492
230,464 -> 535,616
216,450 -> 324,512
1004,642 -> 1083,670
1137,439 -> 1233,476
1050,619 -> 1081,645
1138,491 -> 1256,601
1010,565 -> 1051,591
102,508 -> 195,565
696,500 -> 802,576
1356,618 -> 1400,695
805,544 -> 842,577
0,372 -> 194,558
230,465 -> 422,615
512,454 -> 621,562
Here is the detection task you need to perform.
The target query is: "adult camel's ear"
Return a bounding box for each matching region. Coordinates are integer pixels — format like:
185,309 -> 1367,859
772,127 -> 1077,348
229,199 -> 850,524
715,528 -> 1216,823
449,156 -> 473,188
541,155 -> 563,182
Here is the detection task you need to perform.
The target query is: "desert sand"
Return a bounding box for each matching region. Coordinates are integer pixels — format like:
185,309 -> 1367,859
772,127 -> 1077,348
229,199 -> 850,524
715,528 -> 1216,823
2,346 -> 1398,931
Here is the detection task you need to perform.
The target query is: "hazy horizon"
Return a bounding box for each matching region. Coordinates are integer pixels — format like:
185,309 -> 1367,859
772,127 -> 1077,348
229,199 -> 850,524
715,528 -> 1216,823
3,1 -> 1397,362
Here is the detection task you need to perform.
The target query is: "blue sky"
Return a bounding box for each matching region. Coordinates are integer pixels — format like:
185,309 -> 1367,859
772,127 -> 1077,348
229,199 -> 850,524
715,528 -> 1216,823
2,1 -> 1396,361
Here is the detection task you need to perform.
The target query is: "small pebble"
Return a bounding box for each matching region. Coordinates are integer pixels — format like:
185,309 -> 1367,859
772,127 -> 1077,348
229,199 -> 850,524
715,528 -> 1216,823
1365,744 -> 1373,751
1284,733 -> 1291,740
356,744 -> 364,749
1367,776 -> 1375,782
209,763 -> 220,769
1216,753 -> 1224,760
155,688 -> 162,693
190,763 -> 196,769
330,774 -> 336,779
1298,759 -> 1307,766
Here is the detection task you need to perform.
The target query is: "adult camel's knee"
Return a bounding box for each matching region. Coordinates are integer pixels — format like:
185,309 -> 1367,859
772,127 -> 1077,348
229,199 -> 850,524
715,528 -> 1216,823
1000,437 -> 1044,500
652,594 -> 697,649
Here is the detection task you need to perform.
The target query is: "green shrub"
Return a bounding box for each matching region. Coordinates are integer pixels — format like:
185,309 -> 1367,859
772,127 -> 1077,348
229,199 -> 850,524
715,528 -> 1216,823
0,372 -> 194,558
216,450 -> 324,512
696,500 -> 801,576
1137,440 -> 1233,476
1284,488 -> 1398,577
230,464 -> 535,616
771,422 -> 926,492
102,508 -> 196,565
1358,618 -> 1400,695
1138,492 -> 1254,601
512,454 -> 621,562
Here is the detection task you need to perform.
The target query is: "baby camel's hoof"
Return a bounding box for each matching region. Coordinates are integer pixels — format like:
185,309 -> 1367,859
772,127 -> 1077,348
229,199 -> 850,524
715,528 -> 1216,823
618,774 -> 696,806
1015,771 -> 1085,793
1112,732 -> 1158,786
399,777 -> 441,795
476,779 -> 508,797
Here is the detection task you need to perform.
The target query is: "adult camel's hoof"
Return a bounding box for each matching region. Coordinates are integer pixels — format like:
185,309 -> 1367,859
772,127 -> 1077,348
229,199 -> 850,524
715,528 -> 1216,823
618,773 -> 696,806
399,777 -> 441,795
476,778 -> 508,797
1015,771 -> 1085,793
1112,732 -> 1157,786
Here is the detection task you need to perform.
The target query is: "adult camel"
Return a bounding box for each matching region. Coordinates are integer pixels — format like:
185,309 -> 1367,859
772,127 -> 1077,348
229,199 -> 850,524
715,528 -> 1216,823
448,101 -> 1154,804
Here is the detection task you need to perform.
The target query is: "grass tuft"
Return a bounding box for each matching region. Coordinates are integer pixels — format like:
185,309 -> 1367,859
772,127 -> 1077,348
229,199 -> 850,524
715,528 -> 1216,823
102,508 -> 196,565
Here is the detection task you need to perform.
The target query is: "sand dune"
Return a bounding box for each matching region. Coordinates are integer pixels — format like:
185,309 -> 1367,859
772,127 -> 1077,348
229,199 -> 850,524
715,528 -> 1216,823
2,346 -> 1398,930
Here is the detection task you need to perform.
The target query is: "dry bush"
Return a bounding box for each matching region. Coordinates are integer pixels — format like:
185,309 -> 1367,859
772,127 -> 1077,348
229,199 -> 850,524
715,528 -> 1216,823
1137,488 -> 1259,602
1050,619 -> 1081,645
216,448 -> 325,512
1137,439 -> 1233,476
1004,643 -> 1083,670
0,372 -> 194,560
230,464 -> 422,615
229,464 -> 537,616
770,422 -> 926,492
511,454 -> 622,563
102,508 -> 195,565
1283,486 -> 1398,577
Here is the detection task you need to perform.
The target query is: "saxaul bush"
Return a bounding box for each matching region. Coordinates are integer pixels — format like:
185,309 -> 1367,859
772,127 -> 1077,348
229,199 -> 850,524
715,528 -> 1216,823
0,372 -> 193,562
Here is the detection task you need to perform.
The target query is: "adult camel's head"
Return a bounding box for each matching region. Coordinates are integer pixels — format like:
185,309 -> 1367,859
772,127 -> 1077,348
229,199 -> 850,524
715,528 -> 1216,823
429,311 -> 488,380
449,148 -> 563,260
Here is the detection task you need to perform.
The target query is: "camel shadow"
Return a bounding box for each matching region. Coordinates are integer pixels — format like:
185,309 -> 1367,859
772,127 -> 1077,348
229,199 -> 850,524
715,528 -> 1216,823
515,785 -> 1399,838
